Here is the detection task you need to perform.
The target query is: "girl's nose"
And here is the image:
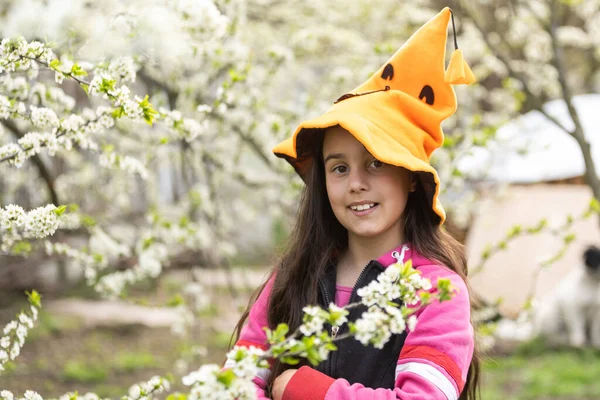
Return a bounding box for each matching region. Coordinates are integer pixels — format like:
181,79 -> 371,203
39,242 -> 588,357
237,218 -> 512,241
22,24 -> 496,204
348,168 -> 369,193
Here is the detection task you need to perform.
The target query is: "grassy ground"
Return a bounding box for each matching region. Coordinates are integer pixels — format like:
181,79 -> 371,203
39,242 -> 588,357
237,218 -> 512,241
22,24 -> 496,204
1,273 -> 600,399
481,339 -> 600,400
0,273 -> 246,398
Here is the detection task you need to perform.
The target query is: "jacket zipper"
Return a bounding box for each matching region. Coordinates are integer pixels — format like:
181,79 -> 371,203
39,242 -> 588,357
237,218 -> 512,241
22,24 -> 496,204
328,260 -> 374,378
318,279 -> 334,376
348,260 -> 374,304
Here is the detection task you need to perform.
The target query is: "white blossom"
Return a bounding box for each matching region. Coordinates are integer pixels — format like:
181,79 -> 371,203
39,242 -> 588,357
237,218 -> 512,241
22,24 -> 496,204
557,26 -> 591,48
22,391 -> 42,400
17,132 -> 59,157
99,152 -> 149,179
407,315 -> 418,332
196,104 -> 212,113
23,205 -> 60,238
0,95 -> 11,118
299,305 -> 327,336
30,106 -> 60,129
3,321 -> 17,335
0,391 -> 13,400
106,56 -> 138,83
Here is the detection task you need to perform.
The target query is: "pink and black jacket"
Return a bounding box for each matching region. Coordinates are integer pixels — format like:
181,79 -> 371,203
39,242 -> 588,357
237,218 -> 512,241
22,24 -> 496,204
226,245 -> 474,400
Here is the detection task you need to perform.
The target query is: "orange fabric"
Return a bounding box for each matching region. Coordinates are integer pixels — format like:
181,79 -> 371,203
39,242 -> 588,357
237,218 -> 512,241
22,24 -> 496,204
272,7 -> 476,224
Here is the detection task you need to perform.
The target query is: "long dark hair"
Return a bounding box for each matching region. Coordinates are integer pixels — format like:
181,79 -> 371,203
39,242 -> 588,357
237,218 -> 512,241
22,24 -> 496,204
231,131 -> 480,399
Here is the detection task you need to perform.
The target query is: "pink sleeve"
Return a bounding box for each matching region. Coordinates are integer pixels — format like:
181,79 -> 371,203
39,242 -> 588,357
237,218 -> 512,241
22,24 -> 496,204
224,274 -> 276,400
282,266 -> 473,400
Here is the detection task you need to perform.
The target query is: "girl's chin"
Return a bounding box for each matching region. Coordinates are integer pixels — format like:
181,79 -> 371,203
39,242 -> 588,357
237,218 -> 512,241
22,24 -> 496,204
347,227 -> 385,238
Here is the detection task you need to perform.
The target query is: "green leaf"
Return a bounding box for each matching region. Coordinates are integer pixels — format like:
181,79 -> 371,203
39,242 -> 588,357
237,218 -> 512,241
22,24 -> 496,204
506,225 -> 522,238
563,233 -> 576,244
139,95 -> 158,126
280,356 -> 300,365
559,0 -> 584,5
443,135 -> 458,148
112,107 -> 125,119
451,168 -> 463,178
53,205 -> 68,216
143,237 -> 156,250
527,218 -> 547,233
436,278 -> 454,302
81,215 -> 97,227
166,393 -> 187,400
26,290 -> 42,308
167,294 -> 185,307
590,197 -> 600,213
481,244 -> 492,260
11,241 -> 32,256
228,69 -> 247,83
270,323 -> 289,343
159,137 -> 169,145
49,59 -> 61,71
70,63 -> 88,77
216,369 -> 236,387
99,77 -> 117,93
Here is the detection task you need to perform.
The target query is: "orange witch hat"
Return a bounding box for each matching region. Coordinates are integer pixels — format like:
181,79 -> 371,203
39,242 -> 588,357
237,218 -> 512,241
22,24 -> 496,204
273,7 -> 475,224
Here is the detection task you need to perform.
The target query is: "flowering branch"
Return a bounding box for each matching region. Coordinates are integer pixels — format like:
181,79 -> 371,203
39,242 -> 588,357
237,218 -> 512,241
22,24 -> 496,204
0,291 -> 41,373
0,375 -> 170,400
472,197 -> 600,276
183,258 -> 455,399
0,204 -> 67,254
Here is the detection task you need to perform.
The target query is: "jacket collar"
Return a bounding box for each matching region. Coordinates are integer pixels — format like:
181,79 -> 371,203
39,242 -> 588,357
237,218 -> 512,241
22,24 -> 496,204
376,243 -> 433,268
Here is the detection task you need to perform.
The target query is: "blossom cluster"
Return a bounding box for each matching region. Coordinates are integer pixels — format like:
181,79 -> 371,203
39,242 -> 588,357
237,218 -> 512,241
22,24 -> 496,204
94,242 -> 167,299
351,260 -> 443,348
123,375 -> 171,400
0,204 -> 65,253
0,375 -> 169,400
183,346 -> 267,400
0,106 -> 114,167
146,211 -> 215,254
299,303 -> 348,337
161,107 -> 210,142
0,37 -> 159,168
93,56 -> 138,84
0,37 -> 53,78
0,291 -> 41,373
260,257 -> 454,367
44,241 -> 109,284
99,152 -> 149,179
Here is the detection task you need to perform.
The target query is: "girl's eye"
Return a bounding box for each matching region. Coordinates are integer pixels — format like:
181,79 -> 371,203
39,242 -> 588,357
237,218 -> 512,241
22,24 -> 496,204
332,165 -> 348,174
370,160 -> 384,169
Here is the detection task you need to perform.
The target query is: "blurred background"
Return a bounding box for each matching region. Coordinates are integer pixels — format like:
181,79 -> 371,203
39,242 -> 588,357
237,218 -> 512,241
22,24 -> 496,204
1,0 -> 600,398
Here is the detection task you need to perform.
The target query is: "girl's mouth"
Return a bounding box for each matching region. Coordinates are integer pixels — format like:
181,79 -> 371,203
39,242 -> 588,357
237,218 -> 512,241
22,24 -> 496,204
348,203 -> 379,215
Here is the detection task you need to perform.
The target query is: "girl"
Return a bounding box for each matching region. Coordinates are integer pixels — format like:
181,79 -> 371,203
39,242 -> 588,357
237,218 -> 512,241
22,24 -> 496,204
228,7 -> 479,400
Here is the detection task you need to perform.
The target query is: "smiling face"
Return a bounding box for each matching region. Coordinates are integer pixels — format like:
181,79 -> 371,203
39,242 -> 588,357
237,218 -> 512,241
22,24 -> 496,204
322,126 -> 414,246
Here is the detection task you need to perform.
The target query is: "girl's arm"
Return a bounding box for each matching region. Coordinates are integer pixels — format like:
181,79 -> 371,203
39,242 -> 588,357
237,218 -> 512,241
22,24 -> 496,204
280,266 -> 473,400
224,275 -> 276,400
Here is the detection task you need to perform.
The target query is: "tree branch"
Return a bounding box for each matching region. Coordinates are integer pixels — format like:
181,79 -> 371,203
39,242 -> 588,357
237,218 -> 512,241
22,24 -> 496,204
455,0 -> 571,133
548,0 -> 600,202
1,119 -> 59,205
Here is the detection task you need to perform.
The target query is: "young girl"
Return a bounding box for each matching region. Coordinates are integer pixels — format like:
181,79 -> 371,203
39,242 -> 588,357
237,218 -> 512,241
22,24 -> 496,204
228,7 -> 479,400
